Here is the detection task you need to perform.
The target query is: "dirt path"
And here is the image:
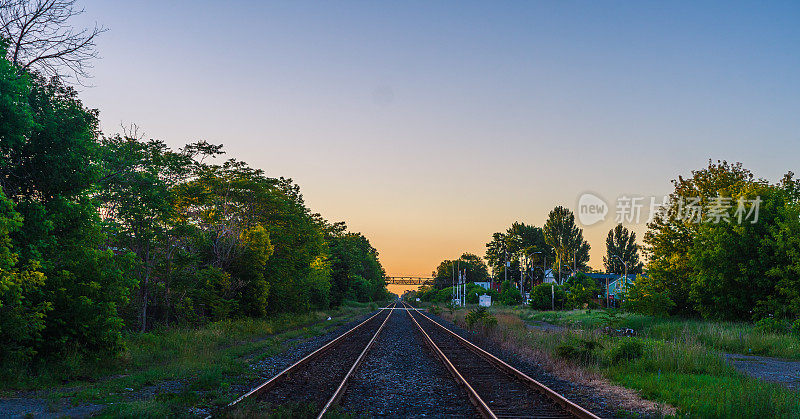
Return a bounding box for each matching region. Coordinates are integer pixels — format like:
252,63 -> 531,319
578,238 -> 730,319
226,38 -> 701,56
725,353 -> 800,390
524,320 -> 565,332
0,396 -> 103,419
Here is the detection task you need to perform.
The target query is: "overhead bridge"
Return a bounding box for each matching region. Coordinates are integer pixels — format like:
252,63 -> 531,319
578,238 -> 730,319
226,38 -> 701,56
384,276 -> 434,286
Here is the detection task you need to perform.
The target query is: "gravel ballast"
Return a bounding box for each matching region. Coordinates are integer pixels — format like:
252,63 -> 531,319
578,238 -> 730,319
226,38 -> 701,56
339,308 -> 477,418
419,310 -> 629,418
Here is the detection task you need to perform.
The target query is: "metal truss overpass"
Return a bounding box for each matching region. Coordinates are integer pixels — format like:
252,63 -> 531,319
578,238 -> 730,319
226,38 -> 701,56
384,276 -> 434,286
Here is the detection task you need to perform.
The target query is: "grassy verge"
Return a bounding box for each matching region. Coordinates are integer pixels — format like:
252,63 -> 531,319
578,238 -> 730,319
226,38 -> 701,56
444,306 -> 800,417
3,301 -> 381,417
521,309 -> 800,359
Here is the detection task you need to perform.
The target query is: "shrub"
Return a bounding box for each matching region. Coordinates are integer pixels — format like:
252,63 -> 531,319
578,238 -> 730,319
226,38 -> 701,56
754,317 -> 789,334
621,274 -> 675,315
499,280 -> 522,305
556,338 -> 603,364
529,283 -> 566,310
564,273 -> 600,309
428,305 -> 441,315
792,319 -> 800,338
610,340 -> 644,365
600,309 -> 623,329
465,306 -> 497,330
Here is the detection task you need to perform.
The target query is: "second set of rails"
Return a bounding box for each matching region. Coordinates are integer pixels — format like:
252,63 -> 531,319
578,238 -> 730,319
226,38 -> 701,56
219,302 -> 599,419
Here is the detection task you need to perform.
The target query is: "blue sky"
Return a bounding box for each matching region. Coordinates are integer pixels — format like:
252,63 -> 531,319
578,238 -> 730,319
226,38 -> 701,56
76,1 -> 800,278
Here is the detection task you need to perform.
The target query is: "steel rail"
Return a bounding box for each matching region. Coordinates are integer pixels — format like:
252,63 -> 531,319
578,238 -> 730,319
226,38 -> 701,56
404,302 -> 599,419
212,303 -> 395,418
317,303 -> 394,418
405,303 -> 496,419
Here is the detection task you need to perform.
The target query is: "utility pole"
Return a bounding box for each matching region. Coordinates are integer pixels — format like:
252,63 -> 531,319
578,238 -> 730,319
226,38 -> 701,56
451,261 -> 455,305
457,260 -> 461,306
503,239 -> 508,285
533,251 -> 551,310
611,254 -> 628,309
573,249 -> 577,275
519,256 -> 524,302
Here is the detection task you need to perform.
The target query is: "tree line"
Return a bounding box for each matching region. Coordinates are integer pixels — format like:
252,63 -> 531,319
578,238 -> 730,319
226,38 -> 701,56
0,36 -> 388,369
633,160 -> 800,323
421,160 -> 800,327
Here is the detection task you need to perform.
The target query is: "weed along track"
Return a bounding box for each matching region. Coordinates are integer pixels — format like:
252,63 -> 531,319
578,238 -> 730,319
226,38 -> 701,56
404,303 -> 598,419
221,303 -> 395,417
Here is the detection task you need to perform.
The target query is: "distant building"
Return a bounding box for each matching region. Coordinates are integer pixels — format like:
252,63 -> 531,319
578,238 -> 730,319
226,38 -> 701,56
474,281 -> 491,290
583,273 -> 642,304
543,269 -> 557,284
541,271 -> 642,306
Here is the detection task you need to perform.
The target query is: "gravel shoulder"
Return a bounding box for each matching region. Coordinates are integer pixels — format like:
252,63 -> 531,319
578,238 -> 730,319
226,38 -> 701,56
725,353 -> 800,390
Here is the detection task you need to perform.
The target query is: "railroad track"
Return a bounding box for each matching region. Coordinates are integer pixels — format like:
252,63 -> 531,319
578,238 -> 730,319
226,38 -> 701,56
219,303 -> 395,418
403,302 -> 599,419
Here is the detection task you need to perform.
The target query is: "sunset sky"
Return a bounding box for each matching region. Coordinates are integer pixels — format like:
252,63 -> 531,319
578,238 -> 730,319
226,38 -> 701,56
77,1 -> 799,285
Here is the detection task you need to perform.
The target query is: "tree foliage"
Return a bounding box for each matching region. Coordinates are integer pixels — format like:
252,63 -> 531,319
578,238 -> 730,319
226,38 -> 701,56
432,253 -> 488,289
485,222 -> 553,286
543,206 -> 590,282
0,45 -> 388,370
643,161 -> 800,320
529,283 -> 565,311
603,224 -> 643,275
563,272 -> 600,309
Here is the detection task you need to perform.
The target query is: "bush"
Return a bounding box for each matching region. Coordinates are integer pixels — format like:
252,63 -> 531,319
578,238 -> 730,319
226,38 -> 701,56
436,287 -> 454,303
465,306 -> 497,330
610,340 -> 644,365
499,280 -> 522,305
622,274 -> 675,316
529,283 -> 565,310
564,273 -> 600,309
420,286 -> 439,302
792,319 -> 800,338
754,317 -> 789,334
428,305 -> 441,315
466,290 -> 479,304
556,338 -> 603,364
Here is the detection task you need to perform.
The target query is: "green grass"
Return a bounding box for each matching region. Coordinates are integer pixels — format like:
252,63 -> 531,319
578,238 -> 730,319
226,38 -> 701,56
613,372 -> 800,417
2,302 -> 380,416
520,308 -> 800,359
452,307 -> 800,418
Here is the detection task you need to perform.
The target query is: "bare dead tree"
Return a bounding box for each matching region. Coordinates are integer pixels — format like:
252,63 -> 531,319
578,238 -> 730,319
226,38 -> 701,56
0,0 -> 105,83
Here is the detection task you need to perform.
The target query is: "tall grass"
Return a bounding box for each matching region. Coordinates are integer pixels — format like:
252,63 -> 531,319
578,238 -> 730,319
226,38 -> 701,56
458,307 -> 800,417
1,303 -> 375,392
523,309 -> 800,359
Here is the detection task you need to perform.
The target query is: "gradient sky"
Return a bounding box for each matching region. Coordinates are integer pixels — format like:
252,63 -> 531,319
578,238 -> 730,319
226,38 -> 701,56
75,1 -> 800,289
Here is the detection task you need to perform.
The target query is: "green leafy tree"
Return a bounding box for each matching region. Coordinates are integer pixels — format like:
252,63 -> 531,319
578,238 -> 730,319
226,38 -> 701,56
621,274 -> 675,316
689,181 -> 796,320
0,188 -> 49,365
432,253 -> 489,289
603,224 -> 643,275
0,69 -> 136,359
499,280 -> 522,305
564,273 -> 600,309
543,206 -> 590,283
644,161 -> 800,320
485,222 -> 553,286
327,228 -> 386,305
530,283 -> 566,311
